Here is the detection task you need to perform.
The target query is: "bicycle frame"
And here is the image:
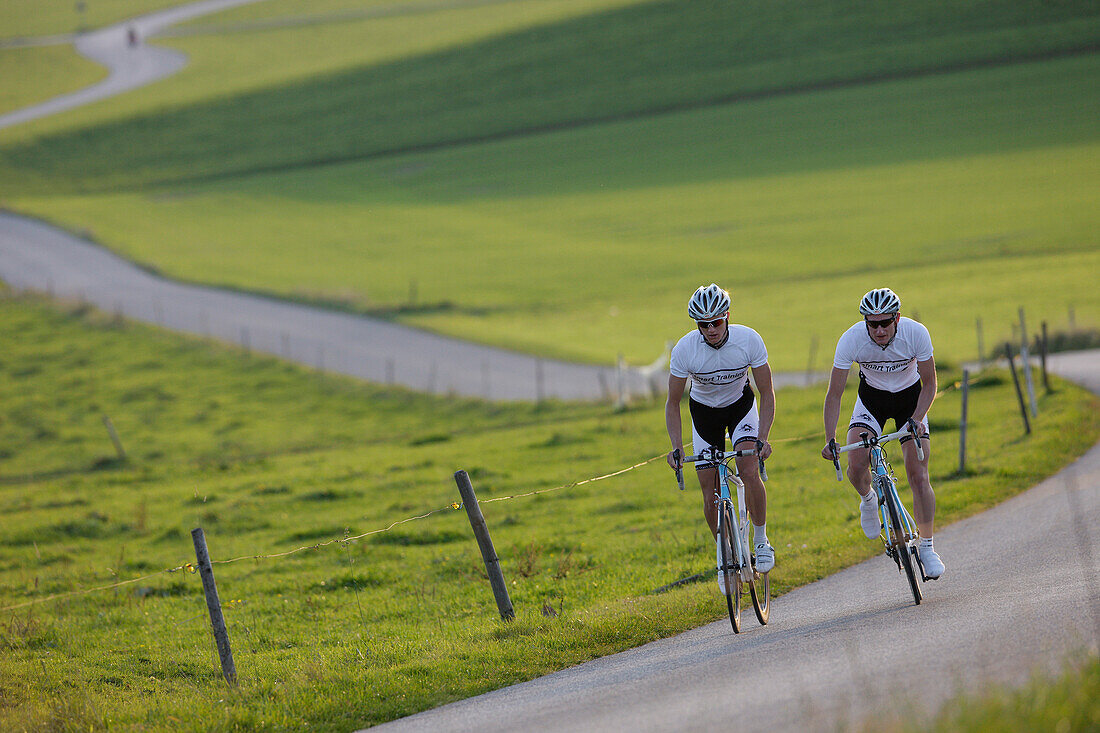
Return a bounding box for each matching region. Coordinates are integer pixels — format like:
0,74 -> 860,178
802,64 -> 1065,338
680,447 -> 759,582
830,427 -> 930,601
675,445 -> 771,629
866,441 -> 919,553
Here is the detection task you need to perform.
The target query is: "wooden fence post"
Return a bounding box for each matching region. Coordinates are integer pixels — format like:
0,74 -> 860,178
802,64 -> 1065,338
191,528 -> 238,685
101,415 -> 126,461
1040,321 -> 1051,393
976,317 -> 985,365
454,470 -> 514,620
615,353 -> 626,409
1018,308 -> 1037,417
958,369 -> 969,475
805,334 -> 818,386
536,359 -> 545,405
1005,345 -> 1031,435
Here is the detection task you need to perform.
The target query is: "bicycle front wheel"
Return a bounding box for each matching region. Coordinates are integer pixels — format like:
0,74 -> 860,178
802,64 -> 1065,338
749,568 -> 770,625
718,501 -> 741,633
882,480 -> 922,605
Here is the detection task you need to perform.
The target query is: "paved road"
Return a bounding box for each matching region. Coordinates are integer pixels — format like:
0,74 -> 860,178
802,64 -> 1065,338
0,212 -> 666,401
0,211 -> 832,399
0,0 -> 269,130
368,350 -> 1099,731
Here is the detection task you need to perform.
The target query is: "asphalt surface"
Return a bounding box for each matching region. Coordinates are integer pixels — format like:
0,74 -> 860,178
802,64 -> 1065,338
0,212 -> 661,401
368,350 -> 1099,732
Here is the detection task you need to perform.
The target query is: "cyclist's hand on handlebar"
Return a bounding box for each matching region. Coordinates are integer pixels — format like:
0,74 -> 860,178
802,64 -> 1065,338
667,448 -> 684,470
821,441 -> 837,461
755,439 -> 772,461
906,418 -> 925,439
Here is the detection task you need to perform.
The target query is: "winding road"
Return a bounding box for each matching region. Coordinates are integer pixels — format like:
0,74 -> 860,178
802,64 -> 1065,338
0,0 -> 667,402
3,4 -> 1098,729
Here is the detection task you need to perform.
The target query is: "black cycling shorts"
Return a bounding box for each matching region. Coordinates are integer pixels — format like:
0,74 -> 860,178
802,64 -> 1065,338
851,375 -> 927,443
689,383 -> 757,461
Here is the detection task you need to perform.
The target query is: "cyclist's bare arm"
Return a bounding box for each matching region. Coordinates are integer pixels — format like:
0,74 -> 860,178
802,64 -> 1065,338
666,374 -> 688,468
751,363 -> 775,460
821,366 -> 850,460
909,358 -> 937,434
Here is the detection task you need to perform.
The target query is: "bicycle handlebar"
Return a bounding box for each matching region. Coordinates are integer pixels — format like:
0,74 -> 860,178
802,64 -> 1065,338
830,426 -> 925,482
680,446 -> 767,482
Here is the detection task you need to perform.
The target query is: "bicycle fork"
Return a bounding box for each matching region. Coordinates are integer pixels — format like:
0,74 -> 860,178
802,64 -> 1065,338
717,467 -> 754,582
875,474 -> 931,581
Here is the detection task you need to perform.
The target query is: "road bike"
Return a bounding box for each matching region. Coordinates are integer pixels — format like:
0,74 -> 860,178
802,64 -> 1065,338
675,446 -> 769,632
827,426 -> 933,605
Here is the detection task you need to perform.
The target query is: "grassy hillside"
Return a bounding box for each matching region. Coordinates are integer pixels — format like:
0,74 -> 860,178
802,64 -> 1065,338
3,0 -> 1098,191
8,53 -> 1099,368
2,1 -> 1097,369
1,294 -> 1098,729
0,0 -> 657,142
0,0 -> 184,38
0,44 -> 106,116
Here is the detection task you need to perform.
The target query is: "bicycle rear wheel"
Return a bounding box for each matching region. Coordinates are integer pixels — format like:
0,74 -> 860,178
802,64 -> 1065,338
718,501 -> 741,633
882,480 -> 922,605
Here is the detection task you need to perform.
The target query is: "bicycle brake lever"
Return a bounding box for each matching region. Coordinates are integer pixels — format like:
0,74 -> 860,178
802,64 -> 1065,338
829,438 -> 842,482
673,449 -> 684,490
907,420 -> 925,461
755,440 -> 768,482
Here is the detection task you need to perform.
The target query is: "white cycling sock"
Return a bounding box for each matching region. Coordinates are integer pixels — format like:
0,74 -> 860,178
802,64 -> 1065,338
919,536 -> 934,548
753,523 -> 768,546
860,491 -> 876,505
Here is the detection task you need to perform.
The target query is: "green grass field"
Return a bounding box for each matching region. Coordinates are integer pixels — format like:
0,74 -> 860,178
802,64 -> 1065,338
1,293 -> 1097,730
865,654 -> 1099,732
7,53 -> 1099,368
0,0 -> 184,38
0,44 -> 106,116
2,2 -> 1099,727
1,1 -> 1097,368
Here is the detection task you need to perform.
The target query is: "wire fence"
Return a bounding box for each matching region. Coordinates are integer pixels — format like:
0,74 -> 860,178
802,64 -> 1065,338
0,366 -> 1001,615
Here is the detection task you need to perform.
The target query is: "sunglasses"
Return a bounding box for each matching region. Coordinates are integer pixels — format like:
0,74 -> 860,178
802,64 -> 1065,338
697,318 -> 725,330
865,316 -> 897,329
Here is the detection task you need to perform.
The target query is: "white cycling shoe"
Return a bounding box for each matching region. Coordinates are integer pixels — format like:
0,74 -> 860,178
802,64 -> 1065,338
754,542 -> 775,573
859,494 -> 881,539
918,543 -> 945,578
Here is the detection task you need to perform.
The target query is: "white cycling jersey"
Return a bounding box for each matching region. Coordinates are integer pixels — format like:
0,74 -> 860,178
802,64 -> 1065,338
670,324 -> 768,408
833,316 -> 934,392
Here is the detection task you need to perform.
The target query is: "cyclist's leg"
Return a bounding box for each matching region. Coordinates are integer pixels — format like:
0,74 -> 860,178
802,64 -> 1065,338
731,403 -> 764,525
689,419 -> 723,536
888,382 -> 934,537
846,393 -> 882,498
900,419 -> 934,537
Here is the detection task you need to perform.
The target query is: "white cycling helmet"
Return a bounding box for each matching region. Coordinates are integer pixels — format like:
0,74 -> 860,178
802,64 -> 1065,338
688,284 -> 731,321
859,288 -> 901,316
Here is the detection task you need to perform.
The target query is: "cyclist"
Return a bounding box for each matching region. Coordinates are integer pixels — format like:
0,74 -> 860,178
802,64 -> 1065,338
666,284 -> 776,585
820,288 -> 944,578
